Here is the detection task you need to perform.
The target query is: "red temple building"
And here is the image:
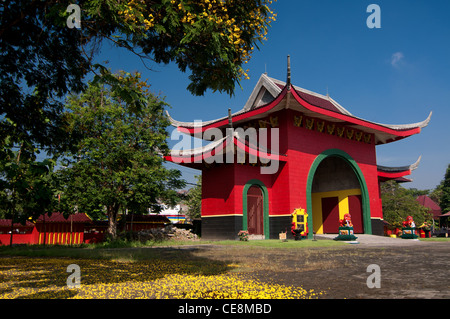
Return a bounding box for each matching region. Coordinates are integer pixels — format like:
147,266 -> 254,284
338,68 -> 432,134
165,58 -> 431,240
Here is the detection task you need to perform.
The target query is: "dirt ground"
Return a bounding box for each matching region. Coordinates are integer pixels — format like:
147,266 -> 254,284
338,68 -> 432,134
189,241 -> 450,299
1,238 -> 449,300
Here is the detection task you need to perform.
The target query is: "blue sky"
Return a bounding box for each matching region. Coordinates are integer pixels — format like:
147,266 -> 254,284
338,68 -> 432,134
98,0 -> 450,191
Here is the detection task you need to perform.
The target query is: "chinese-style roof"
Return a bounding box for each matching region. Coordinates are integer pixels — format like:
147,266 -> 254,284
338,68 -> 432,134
164,130 -> 287,168
0,219 -> 34,228
167,73 -> 432,145
416,195 -> 441,218
35,212 -> 92,224
377,156 -> 421,182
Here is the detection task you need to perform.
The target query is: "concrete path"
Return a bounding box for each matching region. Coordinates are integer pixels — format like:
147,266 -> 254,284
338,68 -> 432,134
315,233 -> 424,246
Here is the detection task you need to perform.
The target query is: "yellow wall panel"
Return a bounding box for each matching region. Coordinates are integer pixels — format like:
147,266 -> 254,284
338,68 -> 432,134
311,188 -> 361,234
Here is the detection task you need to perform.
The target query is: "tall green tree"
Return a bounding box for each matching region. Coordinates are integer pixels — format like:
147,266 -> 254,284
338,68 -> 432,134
57,71 -> 185,239
440,164 -> 450,214
429,183 -> 443,207
1,0 -> 275,234
0,143 -> 57,246
380,180 -> 432,228
185,176 -> 202,220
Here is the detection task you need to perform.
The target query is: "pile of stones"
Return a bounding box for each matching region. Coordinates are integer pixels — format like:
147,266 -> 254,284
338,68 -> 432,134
169,227 -> 199,241
135,225 -> 199,242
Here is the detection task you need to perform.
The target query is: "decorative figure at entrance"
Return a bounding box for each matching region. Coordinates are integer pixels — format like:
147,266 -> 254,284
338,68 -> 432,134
339,213 -> 353,228
335,213 -> 358,241
291,208 -> 308,240
402,216 -> 415,228
400,216 -> 418,239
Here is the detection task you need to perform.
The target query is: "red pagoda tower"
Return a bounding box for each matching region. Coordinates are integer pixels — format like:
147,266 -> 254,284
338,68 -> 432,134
165,57 -> 432,240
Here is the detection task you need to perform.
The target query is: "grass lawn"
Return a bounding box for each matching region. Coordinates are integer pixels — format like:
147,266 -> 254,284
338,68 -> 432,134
209,238 -> 346,248
0,238 -> 345,260
419,237 -> 450,242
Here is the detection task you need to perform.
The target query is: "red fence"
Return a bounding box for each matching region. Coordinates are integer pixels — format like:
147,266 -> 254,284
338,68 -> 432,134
0,213 -> 170,246
0,233 -> 34,245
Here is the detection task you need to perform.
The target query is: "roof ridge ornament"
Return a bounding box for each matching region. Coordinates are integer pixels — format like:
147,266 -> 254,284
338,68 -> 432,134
286,55 -> 291,89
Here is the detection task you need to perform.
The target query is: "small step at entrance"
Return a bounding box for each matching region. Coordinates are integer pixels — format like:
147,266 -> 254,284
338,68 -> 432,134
248,234 -> 265,240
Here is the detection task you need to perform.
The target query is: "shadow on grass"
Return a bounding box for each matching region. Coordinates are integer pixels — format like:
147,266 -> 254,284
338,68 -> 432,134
0,247 -> 234,297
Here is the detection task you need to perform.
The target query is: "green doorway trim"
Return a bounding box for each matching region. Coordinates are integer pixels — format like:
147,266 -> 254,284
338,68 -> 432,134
243,179 -> 269,239
306,149 -> 372,239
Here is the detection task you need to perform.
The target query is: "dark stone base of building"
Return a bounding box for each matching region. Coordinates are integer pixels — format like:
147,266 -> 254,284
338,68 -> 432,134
269,215 -> 294,239
201,216 -> 243,240
201,215 -> 295,240
370,218 -> 384,236
200,216 -> 384,240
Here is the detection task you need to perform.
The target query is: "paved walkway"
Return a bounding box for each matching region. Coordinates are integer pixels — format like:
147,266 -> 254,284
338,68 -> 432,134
315,233 -> 424,246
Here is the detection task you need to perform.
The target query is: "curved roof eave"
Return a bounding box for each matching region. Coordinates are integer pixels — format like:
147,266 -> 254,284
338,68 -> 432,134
377,156 -> 421,180
372,112 -> 432,131
164,132 -> 287,165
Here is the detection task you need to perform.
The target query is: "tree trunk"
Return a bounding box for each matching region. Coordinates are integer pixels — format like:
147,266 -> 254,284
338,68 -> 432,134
106,205 -> 119,240
43,215 -> 46,247
70,214 -> 73,245
9,211 -> 14,247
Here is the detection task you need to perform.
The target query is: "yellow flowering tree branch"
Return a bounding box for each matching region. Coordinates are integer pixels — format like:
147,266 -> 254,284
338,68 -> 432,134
104,0 -> 277,95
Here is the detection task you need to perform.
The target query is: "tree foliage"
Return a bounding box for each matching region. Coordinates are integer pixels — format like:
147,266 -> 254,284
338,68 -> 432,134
439,164 -> 450,214
57,72 -> 185,238
0,0 -> 89,154
185,176 -> 202,220
0,143 -> 57,245
380,180 -> 432,228
1,0 -> 276,153
1,0 -> 275,235
111,0 -> 277,95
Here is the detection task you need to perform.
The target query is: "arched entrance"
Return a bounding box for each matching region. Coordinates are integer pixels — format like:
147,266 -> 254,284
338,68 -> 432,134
306,149 -> 372,238
243,179 -> 269,239
247,186 -> 264,235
